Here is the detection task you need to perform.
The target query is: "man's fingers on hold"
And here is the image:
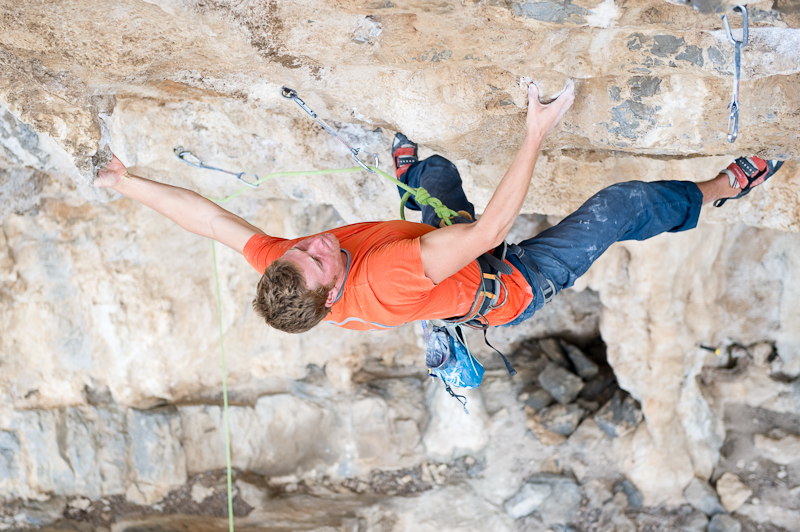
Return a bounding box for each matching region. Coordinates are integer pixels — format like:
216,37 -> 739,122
527,83 -> 541,103
550,79 -> 575,103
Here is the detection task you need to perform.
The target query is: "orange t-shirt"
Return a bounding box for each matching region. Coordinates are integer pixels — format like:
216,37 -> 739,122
243,220 -> 534,331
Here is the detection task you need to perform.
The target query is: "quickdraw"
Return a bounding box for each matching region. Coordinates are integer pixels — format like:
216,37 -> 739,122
281,86 -> 379,173
174,146 -> 260,188
721,5 -> 748,143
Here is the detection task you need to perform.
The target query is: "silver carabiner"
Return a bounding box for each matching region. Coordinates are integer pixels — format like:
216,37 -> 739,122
351,148 -> 379,173
281,87 -> 317,118
174,147 -> 259,188
721,5 -> 748,143
727,102 -> 739,144
281,86 -> 378,173
723,5 -> 748,47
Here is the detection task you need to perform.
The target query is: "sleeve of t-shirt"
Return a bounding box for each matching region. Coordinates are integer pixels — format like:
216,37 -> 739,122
243,234 -> 292,273
361,237 -> 435,305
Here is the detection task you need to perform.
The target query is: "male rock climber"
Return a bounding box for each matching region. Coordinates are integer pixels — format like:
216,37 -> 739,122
95,81 -> 784,334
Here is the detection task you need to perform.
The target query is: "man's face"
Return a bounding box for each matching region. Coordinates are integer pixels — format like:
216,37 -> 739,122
281,233 -> 344,294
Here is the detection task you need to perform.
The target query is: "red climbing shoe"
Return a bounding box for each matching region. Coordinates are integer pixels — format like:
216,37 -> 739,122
392,132 -> 418,180
714,156 -> 785,207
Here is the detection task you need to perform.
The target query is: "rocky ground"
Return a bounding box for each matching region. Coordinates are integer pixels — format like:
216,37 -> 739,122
2,326 -> 799,531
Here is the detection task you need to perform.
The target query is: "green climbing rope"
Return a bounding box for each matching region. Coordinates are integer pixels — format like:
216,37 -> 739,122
211,241 -> 235,532
207,163 -> 460,531
207,166 -> 459,225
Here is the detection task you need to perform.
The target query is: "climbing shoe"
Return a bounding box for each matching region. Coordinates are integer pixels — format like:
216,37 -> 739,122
392,132 -> 421,211
392,132 -> 418,180
714,156 -> 784,207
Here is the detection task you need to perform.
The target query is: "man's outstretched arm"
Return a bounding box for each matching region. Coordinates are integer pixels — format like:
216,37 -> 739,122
95,155 -> 264,254
419,81 -> 575,284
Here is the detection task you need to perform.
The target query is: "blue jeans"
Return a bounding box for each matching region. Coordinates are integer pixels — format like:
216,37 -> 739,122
401,156 -> 704,326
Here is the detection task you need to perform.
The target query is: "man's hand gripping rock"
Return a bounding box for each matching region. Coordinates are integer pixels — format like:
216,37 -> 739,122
93,154 -> 129,189
526,79 -> 575,140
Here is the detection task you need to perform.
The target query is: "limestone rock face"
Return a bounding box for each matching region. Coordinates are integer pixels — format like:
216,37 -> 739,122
2,0 -> 800,530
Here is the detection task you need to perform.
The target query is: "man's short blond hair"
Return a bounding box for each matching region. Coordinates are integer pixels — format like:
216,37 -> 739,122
252,259 -> 332,333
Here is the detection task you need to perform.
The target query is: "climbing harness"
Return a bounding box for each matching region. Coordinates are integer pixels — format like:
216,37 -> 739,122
281,87 -> 379,173
721,5 -> 748,143
444,241 -> 518,374
175,146 -> 260,188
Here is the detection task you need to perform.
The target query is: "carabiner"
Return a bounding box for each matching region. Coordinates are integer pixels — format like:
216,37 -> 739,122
727,102 -> 739,144
281,86 -> 318,118
351,148 -> 379,173
173,147 -> 259,188
722,5 -> 748,47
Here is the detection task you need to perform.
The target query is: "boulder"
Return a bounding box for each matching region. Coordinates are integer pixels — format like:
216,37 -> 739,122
593,391 -> 643,439
537,363 -> 584,405
578,367 -> 618,403
529,474 -> 583,527
560,340 -> 599,380
504,482 -> 553,519
517,384 -> 554,412
716,472 -> 752,513
235,479 -> 269,510
679,508 -> 710,532
614,479 -> 644,509
539,404 -> 584,436
539,338 -> 571,368
754,434 -> 800,465
505,474 -> 582,526
683,477 -> 726,516
525,406 -> 568,446
708,514 -> 742,532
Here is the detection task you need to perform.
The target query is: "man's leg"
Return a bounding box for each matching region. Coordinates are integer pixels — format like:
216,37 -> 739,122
514,180 -> 704,309
512,161 -> 781,314
399,154 -> 476,228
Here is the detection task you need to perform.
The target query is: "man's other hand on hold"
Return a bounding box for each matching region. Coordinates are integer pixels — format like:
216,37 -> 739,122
94,155 -> 129,189
526,79 -> 575,140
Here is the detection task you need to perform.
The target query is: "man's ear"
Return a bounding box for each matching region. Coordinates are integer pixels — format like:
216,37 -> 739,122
324,286 -> 338,307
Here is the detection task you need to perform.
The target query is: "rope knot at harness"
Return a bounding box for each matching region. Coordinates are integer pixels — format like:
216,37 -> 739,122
413,186 -> 459,223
